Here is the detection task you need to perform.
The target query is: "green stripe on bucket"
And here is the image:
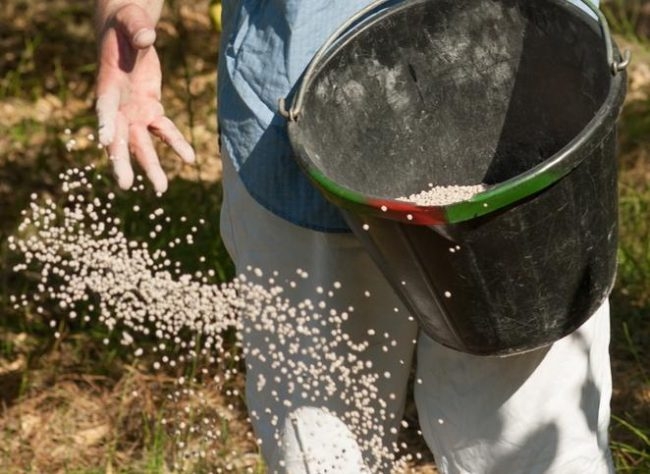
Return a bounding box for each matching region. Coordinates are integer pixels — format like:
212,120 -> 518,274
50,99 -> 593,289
310,157 -> 571,226
445,168 -> 562,223
309,168 -> 367,205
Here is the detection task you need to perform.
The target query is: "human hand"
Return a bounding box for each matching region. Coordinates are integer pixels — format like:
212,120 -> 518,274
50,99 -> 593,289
95,3 -> 195,194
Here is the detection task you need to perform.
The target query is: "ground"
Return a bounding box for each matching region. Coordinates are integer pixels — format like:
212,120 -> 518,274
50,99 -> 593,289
0,1 -> 649,473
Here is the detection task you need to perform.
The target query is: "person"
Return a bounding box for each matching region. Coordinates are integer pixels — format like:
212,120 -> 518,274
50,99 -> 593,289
94,0 -> 615,472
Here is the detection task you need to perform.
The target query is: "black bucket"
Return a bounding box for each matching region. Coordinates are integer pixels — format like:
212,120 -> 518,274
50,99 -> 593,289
282,0 -> 629,355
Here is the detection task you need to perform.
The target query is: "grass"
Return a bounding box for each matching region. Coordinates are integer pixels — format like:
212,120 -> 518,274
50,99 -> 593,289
0,1 -> 245,472
603,0 -> 650,43
0,0 -> 649,472
605,4 -> 650,469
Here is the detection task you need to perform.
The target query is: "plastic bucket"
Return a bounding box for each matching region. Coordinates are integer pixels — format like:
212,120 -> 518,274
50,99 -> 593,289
282,0 -> 629,355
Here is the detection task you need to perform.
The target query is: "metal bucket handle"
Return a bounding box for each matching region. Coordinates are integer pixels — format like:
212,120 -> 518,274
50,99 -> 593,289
279,0 -> 631,122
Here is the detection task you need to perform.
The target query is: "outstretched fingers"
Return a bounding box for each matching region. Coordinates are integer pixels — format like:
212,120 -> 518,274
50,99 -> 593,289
96,88 -> 120,147
108,111 -> 134,190
149,116 -> 196,164
130,125 -> 168,194
102,112 -> 196,192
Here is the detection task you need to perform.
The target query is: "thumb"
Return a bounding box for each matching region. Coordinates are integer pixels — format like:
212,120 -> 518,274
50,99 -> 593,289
114,4 -> 157,49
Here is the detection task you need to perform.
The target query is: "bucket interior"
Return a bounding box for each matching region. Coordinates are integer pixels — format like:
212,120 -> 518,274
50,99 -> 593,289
292,0 -> 611,200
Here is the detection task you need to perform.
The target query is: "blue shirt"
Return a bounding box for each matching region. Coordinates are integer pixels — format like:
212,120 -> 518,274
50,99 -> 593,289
217,0 -> 599,233
218,0 -> 374,232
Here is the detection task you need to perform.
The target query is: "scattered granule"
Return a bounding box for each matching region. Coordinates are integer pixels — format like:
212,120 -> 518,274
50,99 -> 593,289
7,167 -> 428,473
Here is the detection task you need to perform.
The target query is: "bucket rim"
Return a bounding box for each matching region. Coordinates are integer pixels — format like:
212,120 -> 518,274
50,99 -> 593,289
287,0 -> 628,226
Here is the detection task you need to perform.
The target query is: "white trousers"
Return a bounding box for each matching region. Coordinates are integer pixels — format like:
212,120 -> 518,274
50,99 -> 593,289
220,156 -> 614,474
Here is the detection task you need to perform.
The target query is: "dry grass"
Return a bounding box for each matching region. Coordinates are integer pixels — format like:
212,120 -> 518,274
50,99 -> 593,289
0,340 -> 259,473
0,1 -> 649,473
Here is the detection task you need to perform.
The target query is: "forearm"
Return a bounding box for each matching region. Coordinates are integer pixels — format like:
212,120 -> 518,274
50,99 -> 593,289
95,0 -> 165,31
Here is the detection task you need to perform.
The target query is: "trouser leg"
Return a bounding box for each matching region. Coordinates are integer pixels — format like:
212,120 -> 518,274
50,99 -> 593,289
219,156 -> 418,473
415,302 -> 614,474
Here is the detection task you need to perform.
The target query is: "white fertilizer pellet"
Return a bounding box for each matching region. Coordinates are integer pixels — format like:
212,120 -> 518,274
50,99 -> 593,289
398,183 -> 487,206
7,167 -> 426,473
